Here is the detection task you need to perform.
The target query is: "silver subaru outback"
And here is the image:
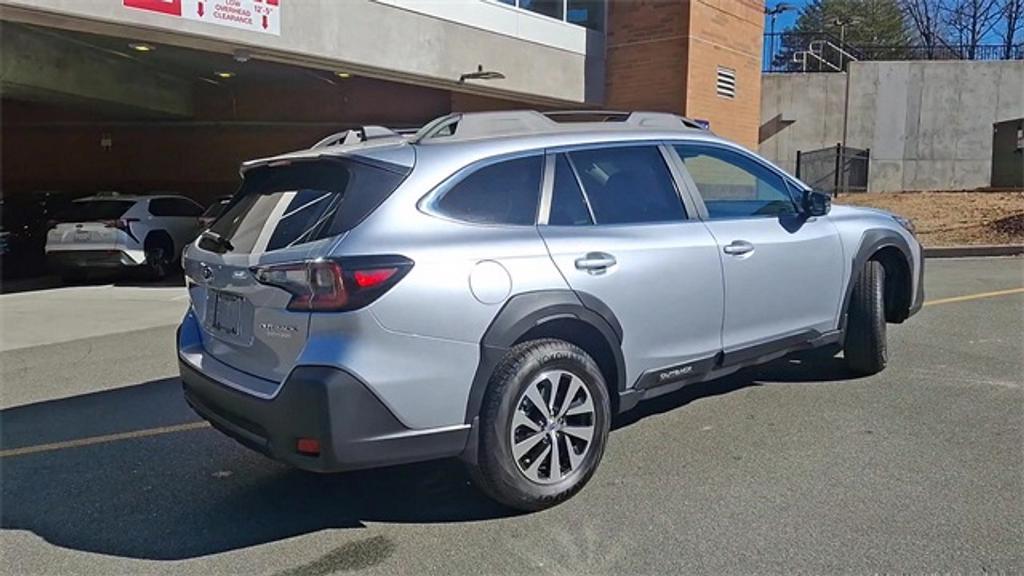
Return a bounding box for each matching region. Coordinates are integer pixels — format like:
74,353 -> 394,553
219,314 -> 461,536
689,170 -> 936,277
178,111 -> 923,510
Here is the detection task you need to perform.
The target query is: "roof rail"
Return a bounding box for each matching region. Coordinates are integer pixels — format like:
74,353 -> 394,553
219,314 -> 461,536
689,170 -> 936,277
544,110 -> 706,130
412,110 -> 706,142
413,111 -> 556,142
311,125 -> 403,149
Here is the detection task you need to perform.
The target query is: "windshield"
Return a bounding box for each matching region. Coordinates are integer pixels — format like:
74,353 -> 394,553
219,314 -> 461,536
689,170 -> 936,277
200,157 -> 409,254
55,200 -> 134,222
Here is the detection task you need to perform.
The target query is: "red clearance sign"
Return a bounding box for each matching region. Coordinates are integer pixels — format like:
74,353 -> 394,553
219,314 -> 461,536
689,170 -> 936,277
124,0 -> 181,16
123,0 -> 280,35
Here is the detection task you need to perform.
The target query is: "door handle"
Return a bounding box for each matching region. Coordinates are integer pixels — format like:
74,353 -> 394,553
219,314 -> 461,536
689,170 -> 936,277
575,252 -> 617,273
723,240 -> 755,256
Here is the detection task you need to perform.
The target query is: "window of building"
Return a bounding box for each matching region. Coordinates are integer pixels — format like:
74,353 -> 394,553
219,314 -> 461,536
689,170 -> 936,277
566,146 -> 686,225
433,156 -> 543,225
498,0 -> 605,30
716,66 -> 737,99
567,0 -> 604,30
674,144 -> 797,219
518,0 -> 564,20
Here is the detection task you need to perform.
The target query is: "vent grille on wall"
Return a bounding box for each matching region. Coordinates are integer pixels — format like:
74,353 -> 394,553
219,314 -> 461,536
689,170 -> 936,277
716,67 -> 736,99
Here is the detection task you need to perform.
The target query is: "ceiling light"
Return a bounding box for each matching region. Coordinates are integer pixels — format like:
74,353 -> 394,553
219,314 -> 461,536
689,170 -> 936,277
129,42 -> 155,52
233,49 -> 252,63
335,72 -> 351,79
214,71 -> 235,79
459,64 -> 505,83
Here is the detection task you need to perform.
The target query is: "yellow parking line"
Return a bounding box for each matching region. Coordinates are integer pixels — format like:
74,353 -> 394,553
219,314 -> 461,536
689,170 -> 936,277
5,286 -> 1023,459
0,421 -> 210,458
924,287 -> 1024,307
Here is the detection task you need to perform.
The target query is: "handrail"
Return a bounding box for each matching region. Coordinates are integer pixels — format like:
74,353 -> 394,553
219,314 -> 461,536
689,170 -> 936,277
792,50 -> 843,72
809,39 -> 860,65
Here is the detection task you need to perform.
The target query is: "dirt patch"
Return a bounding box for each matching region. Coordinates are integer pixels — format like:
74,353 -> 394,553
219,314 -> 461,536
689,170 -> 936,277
836,191 -> 1024,247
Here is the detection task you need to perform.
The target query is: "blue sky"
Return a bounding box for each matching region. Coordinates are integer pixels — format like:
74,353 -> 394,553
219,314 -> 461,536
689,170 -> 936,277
765,0 -> 808,33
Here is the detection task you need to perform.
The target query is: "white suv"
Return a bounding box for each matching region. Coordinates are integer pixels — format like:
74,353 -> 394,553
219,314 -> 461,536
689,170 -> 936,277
47,194 -> 204,280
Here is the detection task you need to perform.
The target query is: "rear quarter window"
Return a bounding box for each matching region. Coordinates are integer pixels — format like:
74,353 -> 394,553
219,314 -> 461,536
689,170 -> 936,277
429,156 -> 543,225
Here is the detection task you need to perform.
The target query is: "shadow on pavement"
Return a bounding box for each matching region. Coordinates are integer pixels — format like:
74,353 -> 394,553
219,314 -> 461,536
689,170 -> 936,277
0,353 -> 861,561
0,377 -> 510,560
0,270 -> 185,294
614,352 -> 859,429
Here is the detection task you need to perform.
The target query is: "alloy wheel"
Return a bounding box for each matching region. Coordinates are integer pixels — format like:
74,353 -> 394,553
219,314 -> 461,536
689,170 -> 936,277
509,369 -> 596,485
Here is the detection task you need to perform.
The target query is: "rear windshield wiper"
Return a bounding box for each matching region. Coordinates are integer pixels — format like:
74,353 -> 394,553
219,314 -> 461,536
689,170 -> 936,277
200,230 -> 234,253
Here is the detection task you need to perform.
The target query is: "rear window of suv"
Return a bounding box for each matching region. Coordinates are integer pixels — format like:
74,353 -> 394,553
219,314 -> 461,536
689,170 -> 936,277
201,157 -> 410,254
56,200 -> 134,222
430,156 -> 543,225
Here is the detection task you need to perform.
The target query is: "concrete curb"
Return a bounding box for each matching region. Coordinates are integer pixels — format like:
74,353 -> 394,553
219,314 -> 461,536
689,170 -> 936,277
924,245 -> 1024,258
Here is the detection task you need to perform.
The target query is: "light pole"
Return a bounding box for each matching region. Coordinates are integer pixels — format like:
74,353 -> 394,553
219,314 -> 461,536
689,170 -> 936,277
830,16 -> 860,70
830,16 -> 859,195
764,3 -> 793,70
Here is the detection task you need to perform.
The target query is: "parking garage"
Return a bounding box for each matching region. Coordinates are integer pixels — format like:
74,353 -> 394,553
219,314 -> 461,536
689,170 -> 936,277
0,21 -> 542,279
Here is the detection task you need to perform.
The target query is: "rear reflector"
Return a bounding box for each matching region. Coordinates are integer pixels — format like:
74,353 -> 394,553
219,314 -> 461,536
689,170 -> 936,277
296,438 -> 321,455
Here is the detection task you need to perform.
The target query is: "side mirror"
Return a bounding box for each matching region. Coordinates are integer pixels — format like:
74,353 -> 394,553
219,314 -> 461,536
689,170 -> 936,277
802,190 -> 831,217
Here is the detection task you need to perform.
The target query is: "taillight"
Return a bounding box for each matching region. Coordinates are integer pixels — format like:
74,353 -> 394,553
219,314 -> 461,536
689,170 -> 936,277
253,256 -> 413,312
103,218 -> 140,241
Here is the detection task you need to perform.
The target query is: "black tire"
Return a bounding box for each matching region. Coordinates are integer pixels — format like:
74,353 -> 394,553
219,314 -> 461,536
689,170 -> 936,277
845,259 -> 888,375
469,338 -> 611,511
144,234 -> 173,280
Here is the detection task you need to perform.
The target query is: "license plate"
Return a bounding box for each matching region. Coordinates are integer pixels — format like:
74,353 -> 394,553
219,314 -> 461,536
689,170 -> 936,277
210,291 -> 242,336
74,231 -> 90,242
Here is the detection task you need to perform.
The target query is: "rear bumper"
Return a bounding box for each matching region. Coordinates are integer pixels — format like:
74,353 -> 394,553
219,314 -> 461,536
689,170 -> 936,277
179,356 -> 471,473
47,250 -> 141,270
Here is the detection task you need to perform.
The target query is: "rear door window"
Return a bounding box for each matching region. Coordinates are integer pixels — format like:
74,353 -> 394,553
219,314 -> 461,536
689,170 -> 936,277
201,158 -> 409,254
431,156 -> 543,225
566,146 -> 686,225
548,153 -> 593,226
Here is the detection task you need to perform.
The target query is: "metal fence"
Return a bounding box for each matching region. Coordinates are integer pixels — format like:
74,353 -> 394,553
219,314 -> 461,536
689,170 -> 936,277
796,144 -> 870,195
763,32 -> 1024,73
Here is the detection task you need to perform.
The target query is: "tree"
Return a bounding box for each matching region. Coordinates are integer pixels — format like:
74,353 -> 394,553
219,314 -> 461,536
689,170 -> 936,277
774,0 -> 914,70
943,0 -> 1003,57
998,0 -> 1024,58
901,0 -> 949,57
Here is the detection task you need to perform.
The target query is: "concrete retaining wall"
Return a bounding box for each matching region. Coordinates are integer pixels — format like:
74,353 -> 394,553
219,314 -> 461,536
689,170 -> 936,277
760,60 -> 1024,191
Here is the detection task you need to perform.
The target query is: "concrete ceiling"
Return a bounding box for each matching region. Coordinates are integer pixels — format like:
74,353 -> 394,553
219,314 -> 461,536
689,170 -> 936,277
0,22 -> 342,119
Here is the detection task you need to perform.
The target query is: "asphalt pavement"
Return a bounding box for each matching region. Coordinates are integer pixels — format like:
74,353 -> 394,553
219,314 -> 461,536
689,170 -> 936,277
1,258 -> 1022,575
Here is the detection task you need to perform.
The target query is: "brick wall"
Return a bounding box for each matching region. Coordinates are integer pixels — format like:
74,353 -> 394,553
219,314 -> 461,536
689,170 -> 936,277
684,0 -> 764,148
605,0 -> 764,149
605,0 -> 690,113
1,77 -> 451,203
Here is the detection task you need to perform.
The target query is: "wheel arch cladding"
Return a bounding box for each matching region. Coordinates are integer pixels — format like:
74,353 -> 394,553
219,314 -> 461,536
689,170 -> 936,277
871,245 -> 913,323
842,230 -> 914,328
464,290 -> 626,424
